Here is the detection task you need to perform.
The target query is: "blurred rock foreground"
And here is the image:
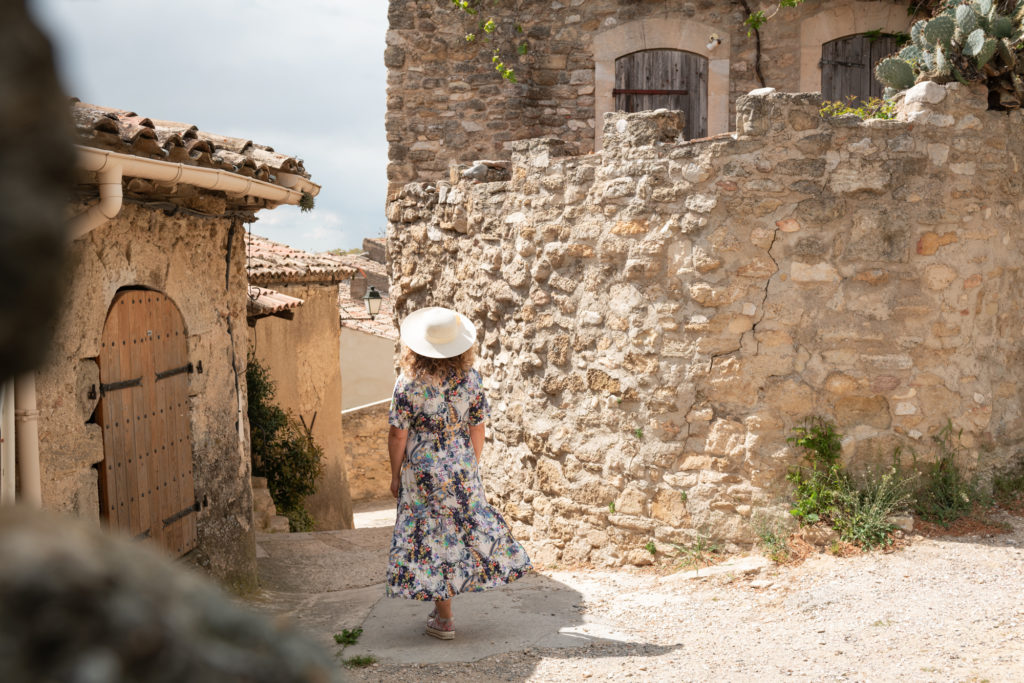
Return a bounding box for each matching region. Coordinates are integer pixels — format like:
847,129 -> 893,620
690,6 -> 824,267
0,508 -> 340,683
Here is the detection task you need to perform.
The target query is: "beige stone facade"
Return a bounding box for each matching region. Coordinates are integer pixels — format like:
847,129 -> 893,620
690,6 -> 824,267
388,83 -> 1024,565
247,235 -> 358,531
385,0 -> 914,188
341,401 -> 393,503
40,203 -> 258,588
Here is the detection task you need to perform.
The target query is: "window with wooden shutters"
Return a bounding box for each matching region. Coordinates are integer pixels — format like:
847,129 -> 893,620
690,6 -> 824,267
614,49 -> 708,140
96,289 -> 198,558
820,33 -> 899,104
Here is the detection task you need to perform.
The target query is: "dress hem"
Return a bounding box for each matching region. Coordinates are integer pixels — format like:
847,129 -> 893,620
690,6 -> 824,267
385,563 -> 533,602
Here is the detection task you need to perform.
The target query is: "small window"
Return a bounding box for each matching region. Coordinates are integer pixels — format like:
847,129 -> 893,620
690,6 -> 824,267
614,49 -> 708,139
820,33 -> 899,104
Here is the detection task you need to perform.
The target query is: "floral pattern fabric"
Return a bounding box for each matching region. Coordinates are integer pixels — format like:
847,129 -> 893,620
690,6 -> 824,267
386,368 -> 532,601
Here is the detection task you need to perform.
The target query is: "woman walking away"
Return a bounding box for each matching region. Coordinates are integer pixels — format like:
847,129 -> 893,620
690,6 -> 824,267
386,307 -> 532,640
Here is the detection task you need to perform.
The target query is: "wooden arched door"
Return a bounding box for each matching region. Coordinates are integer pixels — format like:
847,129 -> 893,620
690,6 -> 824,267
820,33 -> 899,104
96,289 -> 198,557
614,49 -> 708,139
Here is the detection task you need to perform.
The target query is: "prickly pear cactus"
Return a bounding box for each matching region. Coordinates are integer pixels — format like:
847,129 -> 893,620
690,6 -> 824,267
874,0 -> 1024,108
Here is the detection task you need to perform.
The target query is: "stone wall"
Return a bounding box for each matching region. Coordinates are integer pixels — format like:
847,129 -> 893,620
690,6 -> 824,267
385,0 -> 912,188
38,203 -> 257,589
342,400 -> 393,503
250,283 -> 354,530
387,82 -> 1024,566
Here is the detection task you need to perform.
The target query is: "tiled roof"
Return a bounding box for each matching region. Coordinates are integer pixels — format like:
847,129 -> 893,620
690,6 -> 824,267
246,233 -> 357,285
71,100 -> 311,183
338,279 -> 398,340
247,286 -> 304,320
332,253 -> 389,293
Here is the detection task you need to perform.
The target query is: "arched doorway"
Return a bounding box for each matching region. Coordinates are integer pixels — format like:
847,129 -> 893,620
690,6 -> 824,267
614,49 -> 709,139
96,288 -> 198,557
820,33 -> 899,104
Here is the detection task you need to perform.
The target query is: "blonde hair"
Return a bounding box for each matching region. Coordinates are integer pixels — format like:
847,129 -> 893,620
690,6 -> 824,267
400,345 -> 475,381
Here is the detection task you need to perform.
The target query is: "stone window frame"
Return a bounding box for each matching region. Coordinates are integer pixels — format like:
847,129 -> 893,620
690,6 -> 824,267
798,1 -> 914,95
593,17 -> 730,151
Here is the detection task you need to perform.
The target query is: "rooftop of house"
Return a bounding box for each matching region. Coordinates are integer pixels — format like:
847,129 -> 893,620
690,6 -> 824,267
335,249 -> 397,340
338,282 -> 397,341
246,285 -> 304,321
245,233 -> 357,285
72,100 -> 312,182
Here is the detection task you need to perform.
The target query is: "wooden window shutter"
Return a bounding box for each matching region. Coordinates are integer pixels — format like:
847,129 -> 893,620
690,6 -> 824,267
821,34 -> 899,104
614,49 -> 709,139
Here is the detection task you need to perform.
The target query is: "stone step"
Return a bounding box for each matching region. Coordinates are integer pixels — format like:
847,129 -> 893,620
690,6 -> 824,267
267,516 -> 290,533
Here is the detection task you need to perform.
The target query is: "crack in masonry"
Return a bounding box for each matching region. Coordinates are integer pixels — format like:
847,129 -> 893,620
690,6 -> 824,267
750,225 -> 781,357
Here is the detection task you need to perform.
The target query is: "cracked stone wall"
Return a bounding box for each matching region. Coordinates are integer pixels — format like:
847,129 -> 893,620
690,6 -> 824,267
388,83 -> 1024,566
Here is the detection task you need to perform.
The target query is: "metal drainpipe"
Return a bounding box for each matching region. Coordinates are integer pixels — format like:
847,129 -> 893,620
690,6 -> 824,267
14,373 -> 42,507
0,380 -> 16,505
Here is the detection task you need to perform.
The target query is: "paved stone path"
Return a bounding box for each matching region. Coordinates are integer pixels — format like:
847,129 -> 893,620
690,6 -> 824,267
249,502 -> 1024,682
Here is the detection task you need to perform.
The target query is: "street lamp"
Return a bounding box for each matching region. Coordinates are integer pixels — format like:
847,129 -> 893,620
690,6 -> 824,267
363,285 -> 383,320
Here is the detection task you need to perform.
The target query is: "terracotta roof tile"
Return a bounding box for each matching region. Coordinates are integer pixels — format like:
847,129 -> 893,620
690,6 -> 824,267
247,286 -> 304,320
245,233 -> 357,285
71,99 -> 311,182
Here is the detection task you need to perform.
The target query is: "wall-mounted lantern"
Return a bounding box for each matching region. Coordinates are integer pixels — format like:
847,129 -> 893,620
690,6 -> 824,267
363,286 -> 383,321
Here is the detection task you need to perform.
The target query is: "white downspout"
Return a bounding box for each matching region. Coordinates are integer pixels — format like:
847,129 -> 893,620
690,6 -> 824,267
14,374 -> 42,507
70,164 -> 124,239
0,380 -> 15,505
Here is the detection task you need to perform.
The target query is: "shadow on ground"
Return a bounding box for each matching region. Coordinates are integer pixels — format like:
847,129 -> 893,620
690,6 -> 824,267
249,505 -> 676,675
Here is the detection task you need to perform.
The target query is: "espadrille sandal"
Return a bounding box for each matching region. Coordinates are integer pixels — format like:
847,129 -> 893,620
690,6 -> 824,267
425,615 -> 455,640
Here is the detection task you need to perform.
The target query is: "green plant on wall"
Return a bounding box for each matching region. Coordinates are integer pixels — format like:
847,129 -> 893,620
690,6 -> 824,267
875,0 -> 1024,107
786,417 -> 915,549
246,355 -> 323,531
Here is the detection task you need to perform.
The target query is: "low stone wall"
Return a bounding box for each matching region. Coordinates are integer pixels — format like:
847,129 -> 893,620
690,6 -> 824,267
388,82 -> 1024,566
343,400 -> 393,503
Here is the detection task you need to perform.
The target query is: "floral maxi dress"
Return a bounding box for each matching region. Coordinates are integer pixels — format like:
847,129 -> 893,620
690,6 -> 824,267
386,368 -> 532,601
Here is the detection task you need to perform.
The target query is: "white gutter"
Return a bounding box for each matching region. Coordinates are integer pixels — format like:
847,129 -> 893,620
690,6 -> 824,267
71,145 -> 321,239
14,374 -> 42,508
0,380 -> 15,505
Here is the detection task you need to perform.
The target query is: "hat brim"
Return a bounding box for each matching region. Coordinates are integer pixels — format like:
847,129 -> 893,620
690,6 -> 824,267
399,307 -> 478,359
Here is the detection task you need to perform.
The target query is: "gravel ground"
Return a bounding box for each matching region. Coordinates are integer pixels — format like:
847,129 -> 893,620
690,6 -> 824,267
343,510 -> 1024,682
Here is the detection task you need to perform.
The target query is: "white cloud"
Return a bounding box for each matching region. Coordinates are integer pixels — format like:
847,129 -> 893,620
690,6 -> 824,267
30,0 -> 388,252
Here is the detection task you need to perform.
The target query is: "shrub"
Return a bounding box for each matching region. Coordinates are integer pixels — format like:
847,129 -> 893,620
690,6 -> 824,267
820,96 -> 899,119
246,355 -> 324,532
787,417 -> 915,548
786,417 -> 844,525
913,420 -> 978,527
831,465 -> 916,549
753,515 -> 790,563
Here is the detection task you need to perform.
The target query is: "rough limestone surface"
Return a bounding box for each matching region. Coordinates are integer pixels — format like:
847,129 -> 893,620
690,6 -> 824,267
37,202 -> 257,589
389,84 -> 1024,565
342,402 -> 393,503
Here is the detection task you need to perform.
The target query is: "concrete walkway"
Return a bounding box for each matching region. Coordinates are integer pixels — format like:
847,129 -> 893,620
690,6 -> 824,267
249,500 -> 636,665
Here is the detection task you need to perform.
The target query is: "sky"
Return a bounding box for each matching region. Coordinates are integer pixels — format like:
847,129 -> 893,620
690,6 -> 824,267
29,0 -> 388,253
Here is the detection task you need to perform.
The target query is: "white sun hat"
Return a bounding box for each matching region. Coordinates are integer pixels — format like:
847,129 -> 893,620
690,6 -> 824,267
399,307 -> 478,359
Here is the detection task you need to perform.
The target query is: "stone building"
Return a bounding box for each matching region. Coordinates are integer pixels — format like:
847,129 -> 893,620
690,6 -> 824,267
388,80 -> 1024,565
385,0 -> 916,188
246,234 -> 357,530
337,240 -> 398,503
6,101 -> 319,589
